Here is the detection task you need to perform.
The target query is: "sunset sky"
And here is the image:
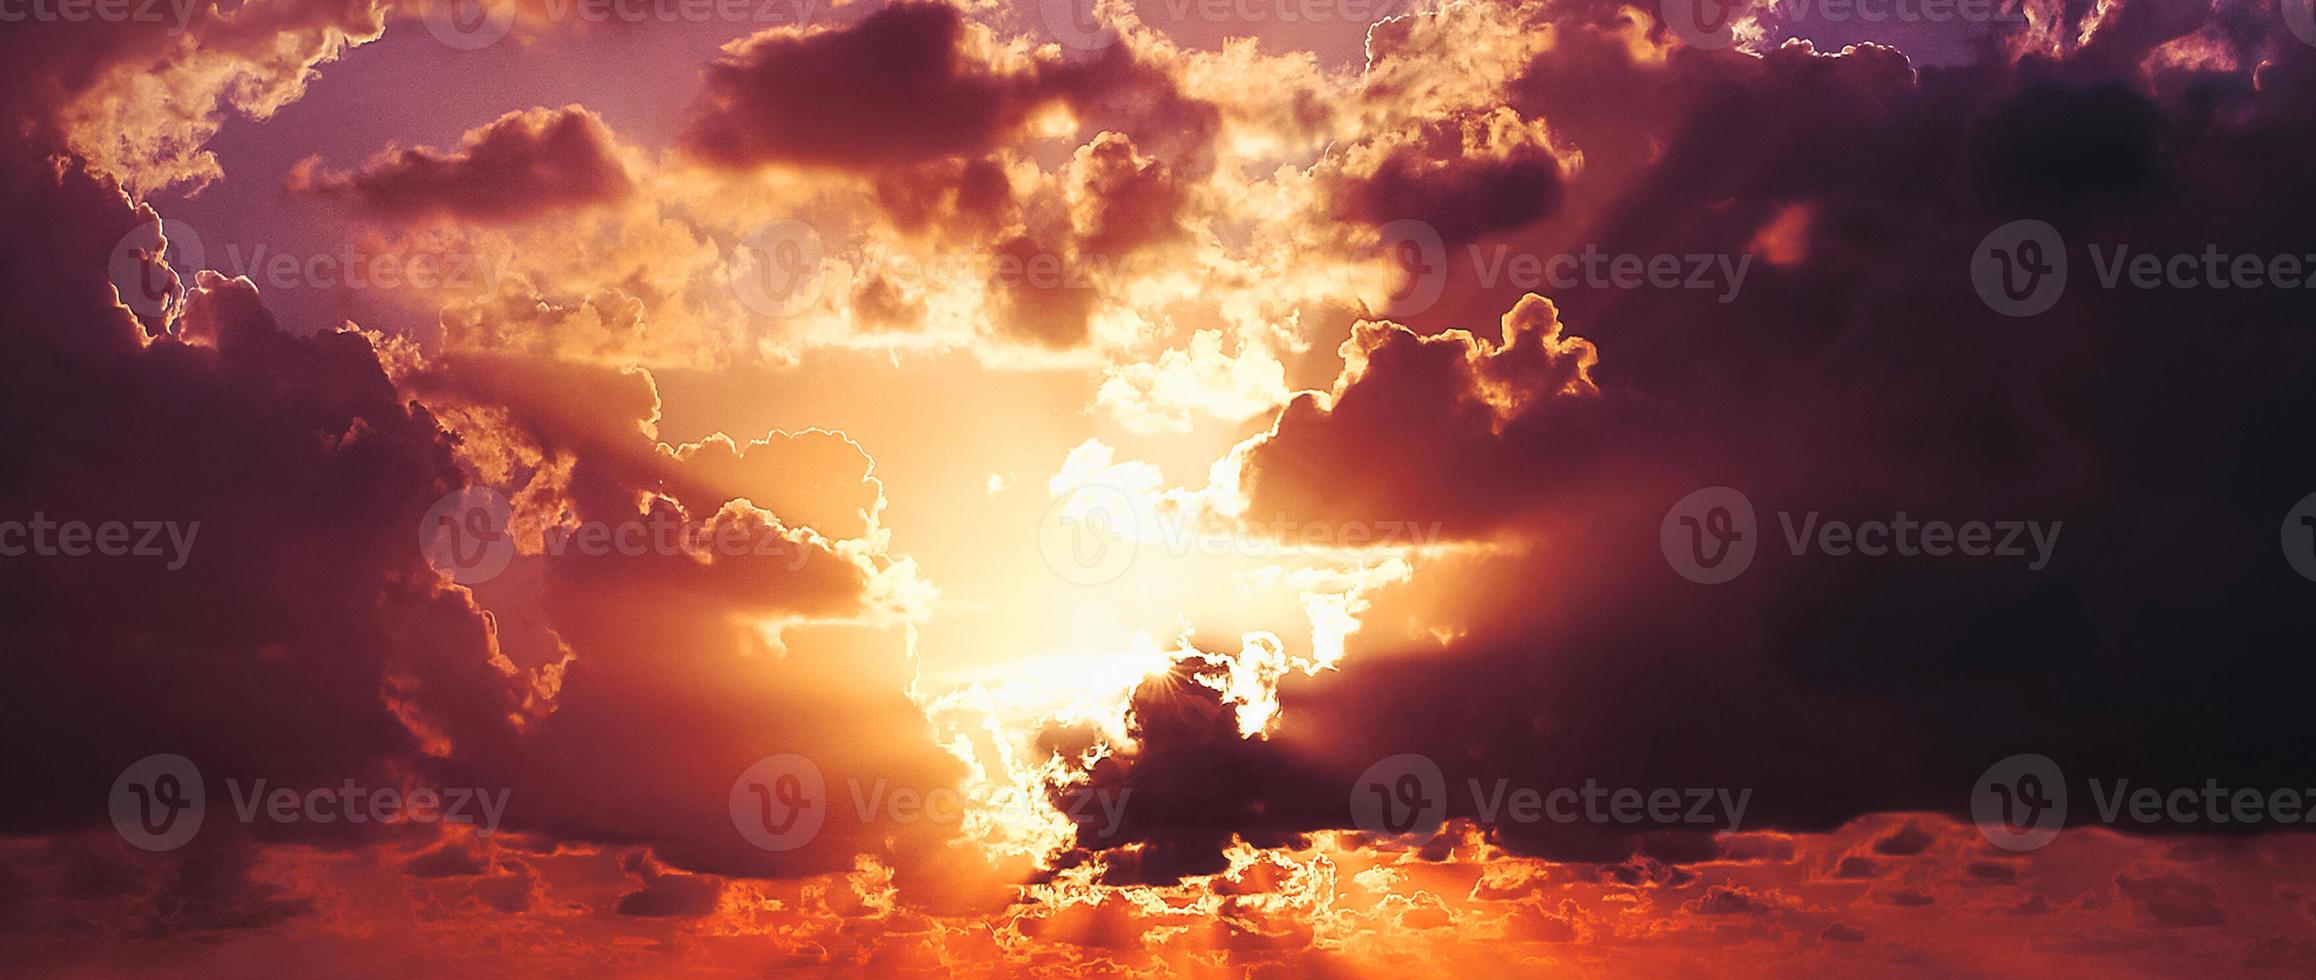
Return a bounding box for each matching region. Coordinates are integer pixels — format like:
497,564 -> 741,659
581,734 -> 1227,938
6,0 -> 2316,975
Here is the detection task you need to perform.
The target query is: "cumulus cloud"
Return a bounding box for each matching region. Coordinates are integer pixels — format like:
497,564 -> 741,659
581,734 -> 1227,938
682,2 -> 1068,171
1068,0 -> 2316,882
12,0 -> 2316,971
0,0 -> 390,194
0,37 -> 970,941
288,106 -> 634,223
1327,107 -> 1574,248
0,147 -> 529,849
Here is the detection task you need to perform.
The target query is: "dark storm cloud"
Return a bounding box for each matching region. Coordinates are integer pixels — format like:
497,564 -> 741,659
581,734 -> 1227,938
0,141 -> 530,848
0,33 -> 966,935
1074,1 -> 2316,879
682,2 -> 1059,170
680,2 -> 1219,176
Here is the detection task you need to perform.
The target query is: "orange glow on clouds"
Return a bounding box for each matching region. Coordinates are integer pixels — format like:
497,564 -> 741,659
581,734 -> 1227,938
8,0 -> 2316,975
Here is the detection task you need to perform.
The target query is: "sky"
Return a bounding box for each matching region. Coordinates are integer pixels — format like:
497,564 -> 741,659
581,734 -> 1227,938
5,0 -> 2316,975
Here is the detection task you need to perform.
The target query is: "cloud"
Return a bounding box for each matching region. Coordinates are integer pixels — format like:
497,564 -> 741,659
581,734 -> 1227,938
1871,823 -> 1935,857
1327,108 -> 1572,248
288,106 -> 634,223
681,2 -> 1066,171
1065,132 -> 1188,257
613,855 -> 726,918
657,429 -> 887,543
2118,873 -> 2226,929
1067,0 -> 2316,880
0,145 -> 530,847
1820,921 -> 1867,942
1239,293 -> 1598,535
0,0 -> 391,194
0,69 -> 970,933
12,0 -> 2316,970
